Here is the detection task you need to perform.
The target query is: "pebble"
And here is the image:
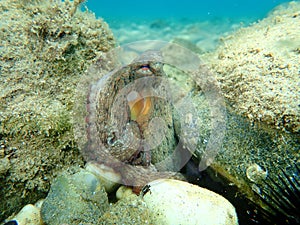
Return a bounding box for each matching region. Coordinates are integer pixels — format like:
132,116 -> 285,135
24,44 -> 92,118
142,179 -> 238,225
85,161 -> 121,193
116,185 -> 135,200
6,204 -> 43,225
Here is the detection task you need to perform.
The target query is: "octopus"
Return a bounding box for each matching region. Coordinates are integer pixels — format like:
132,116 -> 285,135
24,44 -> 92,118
74,41 -> 226,188
83,50 -> 180,187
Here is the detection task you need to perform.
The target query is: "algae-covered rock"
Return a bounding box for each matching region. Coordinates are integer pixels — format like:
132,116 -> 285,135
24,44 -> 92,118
41,169 -> 109,225
0,0 -> 115,220
98,194 -> 153,225
203,1 -> 300,133
198,1 -> 300,214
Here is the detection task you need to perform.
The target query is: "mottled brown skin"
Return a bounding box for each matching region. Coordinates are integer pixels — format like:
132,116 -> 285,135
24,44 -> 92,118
85,51 -> 178,187
95,51 -> 165,165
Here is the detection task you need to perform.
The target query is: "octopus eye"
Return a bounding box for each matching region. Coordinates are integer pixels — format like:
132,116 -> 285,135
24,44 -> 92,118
134,64 -> 153,76
140,64 -> 151,74
140,64 -> 150,70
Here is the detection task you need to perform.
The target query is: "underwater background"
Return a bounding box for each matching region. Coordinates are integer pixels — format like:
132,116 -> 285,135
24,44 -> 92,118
87,0 -> 293,21
85,0 -> 296,50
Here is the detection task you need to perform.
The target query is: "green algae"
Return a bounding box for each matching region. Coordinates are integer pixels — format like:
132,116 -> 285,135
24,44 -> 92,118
0,0 -> 115,220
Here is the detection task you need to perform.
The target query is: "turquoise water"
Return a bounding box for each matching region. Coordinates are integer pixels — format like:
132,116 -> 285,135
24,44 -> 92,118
85,0 -> 296,48
86,0 -> 294,22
